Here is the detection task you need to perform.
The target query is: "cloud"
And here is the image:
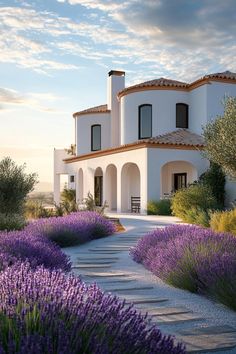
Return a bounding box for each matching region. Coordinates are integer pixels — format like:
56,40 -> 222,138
0,87 -> 64,113
1,1 -> 236,82
59,0 -> 126,12
0,88 -> 25,105
0,7 -> 80,73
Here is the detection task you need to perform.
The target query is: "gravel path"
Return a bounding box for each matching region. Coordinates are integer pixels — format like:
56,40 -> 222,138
64,214 -> 236,353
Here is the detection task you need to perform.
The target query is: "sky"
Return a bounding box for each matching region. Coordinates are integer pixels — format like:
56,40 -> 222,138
0,0 -> 236,191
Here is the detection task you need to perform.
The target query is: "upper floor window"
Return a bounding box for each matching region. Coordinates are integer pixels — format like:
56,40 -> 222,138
70,175 -> 75,183
139,104 -> 152,139
176,103 -> 189,128
91,124 -> 101,151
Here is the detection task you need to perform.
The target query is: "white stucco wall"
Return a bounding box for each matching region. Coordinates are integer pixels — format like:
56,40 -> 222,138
120,90 -> 189,145
107,74 -> 125,147
189,85 -> 208,135
75,113 -> 111,155
147,148 -> 209,202
53,149 -> 70,204
207,81 -> 236,122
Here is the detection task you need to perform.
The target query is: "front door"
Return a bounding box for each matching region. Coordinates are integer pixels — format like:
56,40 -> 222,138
174,173 -> 187,191
94,176 -> 103,206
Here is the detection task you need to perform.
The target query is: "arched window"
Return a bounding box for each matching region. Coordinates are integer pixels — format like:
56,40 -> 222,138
176,103 -> 189,128
91,124 -> 101,151
139,104 -> 152,139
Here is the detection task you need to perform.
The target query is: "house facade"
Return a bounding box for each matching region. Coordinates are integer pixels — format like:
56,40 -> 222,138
54,70 -> 236,213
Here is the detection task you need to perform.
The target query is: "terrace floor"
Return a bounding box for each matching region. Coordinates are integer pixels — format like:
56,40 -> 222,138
64,214 -> 236,354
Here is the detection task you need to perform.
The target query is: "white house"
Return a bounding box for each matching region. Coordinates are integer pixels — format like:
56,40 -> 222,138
54,70 -> 236,213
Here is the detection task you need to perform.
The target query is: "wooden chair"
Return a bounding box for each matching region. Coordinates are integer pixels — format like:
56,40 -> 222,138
131,196 -> 141,213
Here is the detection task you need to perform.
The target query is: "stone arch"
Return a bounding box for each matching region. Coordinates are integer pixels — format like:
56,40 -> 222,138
161,160 -> 198,197
121,163 -> 140,212
94,167 -> 103,206
105,164 -> 117,211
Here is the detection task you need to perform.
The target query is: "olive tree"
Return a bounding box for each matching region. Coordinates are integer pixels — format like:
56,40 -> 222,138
0,157 -> 38,215
203,97 -> 236,178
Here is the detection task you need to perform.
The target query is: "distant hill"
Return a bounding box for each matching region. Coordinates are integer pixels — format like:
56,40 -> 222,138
33,182 -> 53,193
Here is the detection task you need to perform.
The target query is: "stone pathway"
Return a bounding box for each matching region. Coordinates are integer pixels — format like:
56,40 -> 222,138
64,214 -> 236,353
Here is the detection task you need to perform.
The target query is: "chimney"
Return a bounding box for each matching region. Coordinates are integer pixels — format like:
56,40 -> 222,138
107,70 -> 125,147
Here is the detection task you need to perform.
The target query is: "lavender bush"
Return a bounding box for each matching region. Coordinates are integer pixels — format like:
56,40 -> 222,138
0,229 -> 71,272
26,211 -> 116,247
131,225 -> 236,310
0,262 -> 185,354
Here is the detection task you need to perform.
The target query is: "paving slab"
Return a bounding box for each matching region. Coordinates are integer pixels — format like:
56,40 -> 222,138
125,297 -> 169,304
75,259 -> 116,264
93,247 -> 130,251
82,272 -> 132,278
105,286 -> 154,292
72,264 -> 112,269
97,279 -> 136,284
177,325 -> 236,336
179,332 -> 236,353
154,312 -> 203,324
77,256 -> 119,261
138,306 -> 192,316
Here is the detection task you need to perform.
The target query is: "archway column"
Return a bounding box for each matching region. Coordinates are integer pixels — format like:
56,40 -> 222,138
102,170 -> 107,206
140,166 -> 148,214
117,166 -> 122,213
54,174 -> 61,205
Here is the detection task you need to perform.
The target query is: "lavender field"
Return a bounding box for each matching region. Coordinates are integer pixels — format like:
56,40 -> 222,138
131,225 -> 236,310
26,211 -> 116,247
0,212 -> 185,353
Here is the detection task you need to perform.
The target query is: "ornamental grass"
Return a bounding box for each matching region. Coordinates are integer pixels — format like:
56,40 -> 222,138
26,211 -> 116,247
0,262 -> 185,354
130,225 -> 236,310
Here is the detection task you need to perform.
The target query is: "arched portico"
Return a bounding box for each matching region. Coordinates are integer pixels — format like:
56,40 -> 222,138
121,163 -> 140,212
94,167 -> 103,206
161,160 -> 198,197
105,164 -> 117,211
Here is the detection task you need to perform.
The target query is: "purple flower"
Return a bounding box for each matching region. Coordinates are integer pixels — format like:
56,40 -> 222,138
26,211 -> 116,247
0,262 -> 185,354
130,225 -> 236,309
0,229 -> 71,272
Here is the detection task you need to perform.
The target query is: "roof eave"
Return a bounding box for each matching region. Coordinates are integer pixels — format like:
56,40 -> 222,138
63,142 -> 205,164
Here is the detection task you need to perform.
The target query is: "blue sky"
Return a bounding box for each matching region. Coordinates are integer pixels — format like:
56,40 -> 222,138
0,0 -> 236,190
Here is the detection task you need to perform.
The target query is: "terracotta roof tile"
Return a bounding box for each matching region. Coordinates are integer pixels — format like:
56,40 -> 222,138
141,129 -> 205,147
203,71 -> 236,80
64,129 -> 205,163
73,104 -> 110,117
118,71 -> 236,98
120,78 -> 188,95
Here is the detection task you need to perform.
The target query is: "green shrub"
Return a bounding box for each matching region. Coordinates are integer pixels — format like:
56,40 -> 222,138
147,199 -> 172,215
0,213 -> 26,231
184,207 -> 210,227
171,184 -> 218,223
83,192 -> 108,215
199,162 -> 225,208
210,208 -> 236,235
25,200 -> 54,219
0,157 -> 37,215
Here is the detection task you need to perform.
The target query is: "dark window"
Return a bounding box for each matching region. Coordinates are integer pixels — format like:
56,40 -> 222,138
176,103 -> 189,128
174,173 -> 187,191
70,175 -> 75,183
91,124 -> 101,151
94,176 -> 103,206
139,104 -> 152,139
